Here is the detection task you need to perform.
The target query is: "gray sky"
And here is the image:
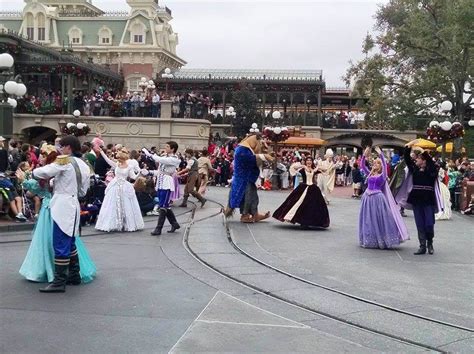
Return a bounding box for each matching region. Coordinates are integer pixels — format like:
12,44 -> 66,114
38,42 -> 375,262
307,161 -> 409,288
2,0 -> 387,87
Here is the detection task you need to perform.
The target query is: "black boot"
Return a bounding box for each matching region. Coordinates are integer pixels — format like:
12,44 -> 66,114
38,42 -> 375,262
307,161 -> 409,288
66,251 -> 81,285
39,261 -> 69,293
179,196 -> 188,208
414,232 -> 427,255
151,208 -> 167,236
166,209 -> 181,233
427,232 -> 434,255
191,191 -> 207,208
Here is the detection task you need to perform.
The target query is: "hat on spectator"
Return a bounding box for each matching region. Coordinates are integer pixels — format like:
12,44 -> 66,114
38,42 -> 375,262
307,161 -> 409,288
0,136 -> 5,141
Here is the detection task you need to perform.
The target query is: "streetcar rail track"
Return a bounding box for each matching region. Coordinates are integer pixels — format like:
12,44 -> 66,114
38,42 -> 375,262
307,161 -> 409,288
0,209 -> 193,244
182,198 -> 472,353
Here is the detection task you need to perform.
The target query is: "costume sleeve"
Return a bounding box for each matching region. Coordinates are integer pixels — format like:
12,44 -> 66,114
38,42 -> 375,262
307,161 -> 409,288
404,147 -> 415,172
128,166 -> 139,180
424,153 -> 438,179
152,155 -> 180,167
32,163 -> 63,180
99,150 -> 117,168
360,156 -> 370,175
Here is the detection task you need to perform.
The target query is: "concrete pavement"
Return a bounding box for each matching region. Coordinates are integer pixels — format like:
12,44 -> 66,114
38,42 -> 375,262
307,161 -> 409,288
1,186 -> 473,353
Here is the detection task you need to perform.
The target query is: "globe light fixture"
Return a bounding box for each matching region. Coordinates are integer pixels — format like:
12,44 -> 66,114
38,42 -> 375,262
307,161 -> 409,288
440,100 -> 453,112
0,53 -> 14,69
429,120 -> 439,127
274,127 -> 282,134
15,82 -> 27,96
4,80 -> 18,95
164,67 -> 171,75
251,123 -> 258,129
73,110 -> 81,118
272,111 -> 281,119
7,97 -> 17,108
440,120 -> 452,131
468,119 -> 474,127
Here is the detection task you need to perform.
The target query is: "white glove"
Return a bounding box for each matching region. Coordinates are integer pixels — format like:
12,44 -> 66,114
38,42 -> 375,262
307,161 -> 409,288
141,148 -> 152,157
140,169 -> 149,176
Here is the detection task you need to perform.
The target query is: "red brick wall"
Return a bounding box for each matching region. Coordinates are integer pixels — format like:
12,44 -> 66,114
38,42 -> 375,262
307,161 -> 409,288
122,63 -> 154,79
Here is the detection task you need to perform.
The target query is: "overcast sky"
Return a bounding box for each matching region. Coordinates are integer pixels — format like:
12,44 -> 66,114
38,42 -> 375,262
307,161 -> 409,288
2,0 -> 387,86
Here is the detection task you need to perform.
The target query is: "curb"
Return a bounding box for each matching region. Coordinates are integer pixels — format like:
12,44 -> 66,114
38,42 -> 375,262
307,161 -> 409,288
0,222 -> 34,233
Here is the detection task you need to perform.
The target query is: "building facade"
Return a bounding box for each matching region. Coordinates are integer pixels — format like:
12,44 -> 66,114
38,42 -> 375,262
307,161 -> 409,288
0,0 -> 186,91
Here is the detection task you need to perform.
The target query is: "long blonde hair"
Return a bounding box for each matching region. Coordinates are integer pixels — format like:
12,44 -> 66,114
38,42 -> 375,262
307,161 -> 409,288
370,158 -> 383,176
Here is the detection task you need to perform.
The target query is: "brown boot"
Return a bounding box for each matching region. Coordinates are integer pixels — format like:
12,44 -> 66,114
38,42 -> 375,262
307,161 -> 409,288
240,214 -> 254,223
254,211 -> 271,222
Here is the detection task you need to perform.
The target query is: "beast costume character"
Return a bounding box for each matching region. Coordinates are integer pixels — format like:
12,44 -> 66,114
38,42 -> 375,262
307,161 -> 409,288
225,135 -> 273,223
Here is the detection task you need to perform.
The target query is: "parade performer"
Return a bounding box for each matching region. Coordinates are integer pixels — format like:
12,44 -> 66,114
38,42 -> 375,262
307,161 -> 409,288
19,178 -> 96,284
142,142 -> 181,235
358,146 -> 409,249
400,140 -> 441,255
31,136 -> 91,293
197,149 -> 213,195
178,149 -> 207,208
435,164 -> 452,220
317,149 -> 336,204
224,134 -> 274,223
273,156 -> 330,228
389,154 -> 408,216
94,147 -> 144,232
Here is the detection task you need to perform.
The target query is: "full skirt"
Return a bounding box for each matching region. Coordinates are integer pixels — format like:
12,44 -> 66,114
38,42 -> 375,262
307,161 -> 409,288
273,184 -> 330,228
95,178 -> 144,232
19,204 -> 96,283
359,191 -> 402,249
435,182 -> 452,220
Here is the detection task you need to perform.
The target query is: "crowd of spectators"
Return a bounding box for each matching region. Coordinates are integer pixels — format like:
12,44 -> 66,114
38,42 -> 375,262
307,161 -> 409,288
1,132 -> 473,224
16,88 -> 215,119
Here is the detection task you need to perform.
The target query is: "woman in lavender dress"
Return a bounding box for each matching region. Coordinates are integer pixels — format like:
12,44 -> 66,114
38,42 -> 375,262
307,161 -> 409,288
359,146 -> 409,249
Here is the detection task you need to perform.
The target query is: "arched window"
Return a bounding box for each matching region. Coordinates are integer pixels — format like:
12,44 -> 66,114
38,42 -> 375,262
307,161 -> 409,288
37,13 -> 46,41
130,21 -> 146,44
68,26 -> 82,45
98,26 -> 112,45
25,13 -> 34,40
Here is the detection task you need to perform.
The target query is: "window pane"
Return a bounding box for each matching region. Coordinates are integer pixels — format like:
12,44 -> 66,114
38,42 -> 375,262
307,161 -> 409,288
38,28 -> 45,41
27,27 -> 34,40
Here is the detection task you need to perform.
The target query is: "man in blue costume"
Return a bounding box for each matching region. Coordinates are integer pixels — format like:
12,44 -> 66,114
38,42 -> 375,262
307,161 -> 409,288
32,136 -> 90,293
224,134 -> 274,223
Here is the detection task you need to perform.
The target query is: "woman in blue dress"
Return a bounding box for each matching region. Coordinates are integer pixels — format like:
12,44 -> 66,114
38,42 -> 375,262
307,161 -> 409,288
19,174 -> 96,283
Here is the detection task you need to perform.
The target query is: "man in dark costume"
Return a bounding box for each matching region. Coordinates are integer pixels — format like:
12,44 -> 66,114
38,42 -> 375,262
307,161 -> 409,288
224,134 -> 273,223
403,140 -> 440,255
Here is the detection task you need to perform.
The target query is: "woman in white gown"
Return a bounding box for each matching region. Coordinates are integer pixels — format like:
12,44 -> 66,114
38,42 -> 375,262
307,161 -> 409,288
435,167 -> 452,220
94,147 -> 144,232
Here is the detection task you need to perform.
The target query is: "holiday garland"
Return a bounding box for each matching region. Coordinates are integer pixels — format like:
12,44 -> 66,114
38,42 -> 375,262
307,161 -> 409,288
426,122 -> 464,142
62,122 -> 90,137
263,126 -> 291,143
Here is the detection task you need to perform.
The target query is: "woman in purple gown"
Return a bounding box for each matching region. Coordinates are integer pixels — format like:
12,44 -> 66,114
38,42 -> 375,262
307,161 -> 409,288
359,146 -> 409,249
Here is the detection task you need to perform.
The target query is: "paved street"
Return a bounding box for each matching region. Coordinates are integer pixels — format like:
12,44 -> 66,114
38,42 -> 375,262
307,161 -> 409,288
1,187 -> 473,353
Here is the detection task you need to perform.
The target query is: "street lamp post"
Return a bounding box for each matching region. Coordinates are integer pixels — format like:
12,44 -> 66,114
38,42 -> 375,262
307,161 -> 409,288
0,52 -> 27,138
427,100 -> 465,159
161,68 -> 174,99
305,99 -> 311,126
138,77 -> 148,93
263,111 -> 290,190
226,106 -> 236,133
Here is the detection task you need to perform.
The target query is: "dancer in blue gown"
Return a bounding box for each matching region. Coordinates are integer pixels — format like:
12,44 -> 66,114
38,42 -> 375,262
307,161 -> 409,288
19,169 -> 96,284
